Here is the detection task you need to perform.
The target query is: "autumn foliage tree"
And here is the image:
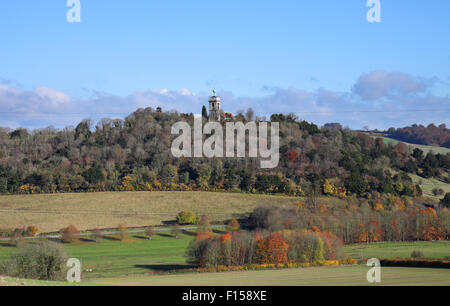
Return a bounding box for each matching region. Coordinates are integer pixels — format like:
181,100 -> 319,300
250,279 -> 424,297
254,233 -> 269,264
24,225 -> 38,237
226,218 -> 240,232
198,215 -> 212,234
117,224 -> 128,241
61,225 -> 80,243
176,211 -> 199,225
266,233 -> 289,264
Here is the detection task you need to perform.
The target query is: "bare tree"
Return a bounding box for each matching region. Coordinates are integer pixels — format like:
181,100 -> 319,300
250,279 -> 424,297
245,108 -> 255,122
91,229 -> 102,242
145,227 -> 155,240
306,187 -> 319,212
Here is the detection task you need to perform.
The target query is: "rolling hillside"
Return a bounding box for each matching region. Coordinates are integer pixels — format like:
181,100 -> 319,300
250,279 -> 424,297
0,191 -> 301,233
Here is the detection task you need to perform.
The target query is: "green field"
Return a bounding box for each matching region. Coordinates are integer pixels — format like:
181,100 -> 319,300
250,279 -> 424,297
0,191 -> 300,233
380,137 -> 450,154
0,191 -> 449,286
0,232 -> 195,279
1,232 -> 448,281
371,135 -> 450,201
345,241 -> 450,260
4,265 -> 449,286
0,276 -> 85,286
89,266 -> 450,286
388,165 -> 449,201
409,173 -> 450,201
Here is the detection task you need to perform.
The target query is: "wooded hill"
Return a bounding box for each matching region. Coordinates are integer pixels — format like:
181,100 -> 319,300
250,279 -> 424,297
0,108 -> 449,202
387,124 -> 450,148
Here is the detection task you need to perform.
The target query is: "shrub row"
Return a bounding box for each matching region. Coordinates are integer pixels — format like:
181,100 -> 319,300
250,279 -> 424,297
0,226 -> 38,239
149,258 -> 358,276
194,259 -> 358,273
187,229 -> 346,268
380,259 -> 450,269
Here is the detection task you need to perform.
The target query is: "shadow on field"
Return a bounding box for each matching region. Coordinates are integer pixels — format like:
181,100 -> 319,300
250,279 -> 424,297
79,238 -> 96,243
102,235 -> 121,241
182,230 -> 197,236
157,233 -> 174,238
133,235 -> 149,240
162,220 -> 177,226
135,264 -> 195,272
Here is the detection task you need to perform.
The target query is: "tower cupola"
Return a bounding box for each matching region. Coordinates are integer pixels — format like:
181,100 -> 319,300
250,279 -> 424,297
208,89 -> 221,121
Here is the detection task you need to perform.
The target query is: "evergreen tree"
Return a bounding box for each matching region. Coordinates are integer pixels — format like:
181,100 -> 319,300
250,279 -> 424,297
202,106 -> 208,119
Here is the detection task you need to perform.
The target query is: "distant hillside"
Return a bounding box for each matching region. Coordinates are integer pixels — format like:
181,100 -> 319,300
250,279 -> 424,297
387,124 -> 450,148
0,109 -> 448,199
377,137 -> 450,155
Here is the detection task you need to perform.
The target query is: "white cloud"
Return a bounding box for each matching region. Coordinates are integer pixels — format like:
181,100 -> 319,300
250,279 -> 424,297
353,70 -> 433,100
153,88 -> 169,94
178,88 -> 192,96
0,71 -> 448,130
34,86 -> 71,104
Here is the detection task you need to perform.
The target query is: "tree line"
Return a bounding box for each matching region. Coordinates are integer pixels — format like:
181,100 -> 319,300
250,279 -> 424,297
0,108 -> 448,201
387,123 -> 450,148
247,196 -> 450,244
186,229 -> 345,268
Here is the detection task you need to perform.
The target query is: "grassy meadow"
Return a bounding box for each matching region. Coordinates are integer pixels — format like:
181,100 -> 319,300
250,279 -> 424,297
345,241 -> 450,260
1,230 -> 448,281
0,191 -> 449,286
3,265 -> 449,286
0,276 -> 86,287
89,266 -> 450,286
409,173 -> 450,201
0,231 -> 195,279
380,137 -> 450,155
0,191 -> 301,233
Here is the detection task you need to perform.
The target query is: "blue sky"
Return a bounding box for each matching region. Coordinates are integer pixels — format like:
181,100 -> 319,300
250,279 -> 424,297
0,0 -> 449,129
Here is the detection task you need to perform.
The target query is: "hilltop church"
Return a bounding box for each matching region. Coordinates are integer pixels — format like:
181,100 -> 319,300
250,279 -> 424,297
208,89 -> 221,121
205,90 -> 234,122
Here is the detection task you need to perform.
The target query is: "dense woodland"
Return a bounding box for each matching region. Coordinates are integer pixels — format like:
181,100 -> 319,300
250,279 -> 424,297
187,198 -> 450,269
388,124 -> 450,148
247,201 -> 450,243
0,108 -> 449,205
187,229 -> 346,268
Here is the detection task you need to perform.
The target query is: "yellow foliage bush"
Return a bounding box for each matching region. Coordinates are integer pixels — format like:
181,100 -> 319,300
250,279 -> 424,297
323,179 -> 337,196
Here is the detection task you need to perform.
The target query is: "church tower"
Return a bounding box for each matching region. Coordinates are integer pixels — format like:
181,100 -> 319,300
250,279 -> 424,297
208,89 -> 221,121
